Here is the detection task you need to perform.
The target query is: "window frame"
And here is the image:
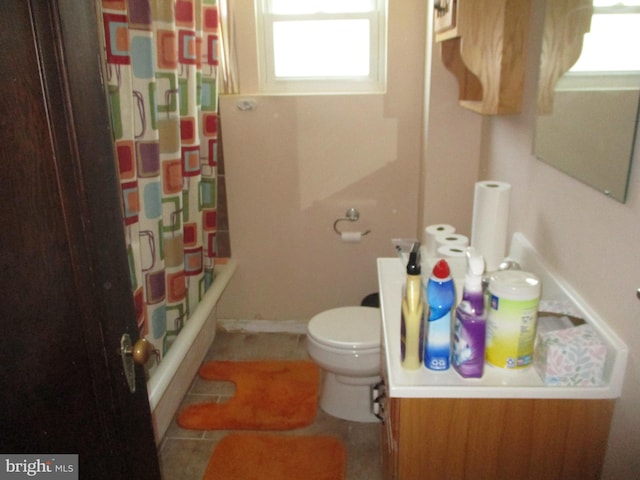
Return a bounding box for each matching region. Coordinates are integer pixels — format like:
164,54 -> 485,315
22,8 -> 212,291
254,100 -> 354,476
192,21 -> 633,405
255,0 -> 388,95
562,7 -> 640,90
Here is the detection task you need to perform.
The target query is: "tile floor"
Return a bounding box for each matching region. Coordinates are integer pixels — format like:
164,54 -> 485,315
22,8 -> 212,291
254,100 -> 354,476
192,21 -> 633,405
158,330 -> 383,480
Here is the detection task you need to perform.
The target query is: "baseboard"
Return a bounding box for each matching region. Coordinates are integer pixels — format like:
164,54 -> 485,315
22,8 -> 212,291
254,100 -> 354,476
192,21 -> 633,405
217,318 -> 308,334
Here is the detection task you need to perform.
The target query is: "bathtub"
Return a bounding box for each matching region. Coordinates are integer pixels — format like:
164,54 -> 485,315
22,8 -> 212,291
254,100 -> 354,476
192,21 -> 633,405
147,259 -> 237,443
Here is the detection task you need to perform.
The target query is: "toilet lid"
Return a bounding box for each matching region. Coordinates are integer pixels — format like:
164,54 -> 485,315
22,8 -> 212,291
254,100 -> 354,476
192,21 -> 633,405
307,306 -> 381,349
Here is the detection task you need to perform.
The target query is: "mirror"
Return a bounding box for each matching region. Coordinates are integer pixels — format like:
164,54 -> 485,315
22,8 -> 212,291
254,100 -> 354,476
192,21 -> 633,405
534,0 -> 640,203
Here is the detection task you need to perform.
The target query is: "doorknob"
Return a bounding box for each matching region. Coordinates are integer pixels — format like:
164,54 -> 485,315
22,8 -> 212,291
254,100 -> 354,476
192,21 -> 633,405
119,334 -> 159,393
131,337 -> 158,365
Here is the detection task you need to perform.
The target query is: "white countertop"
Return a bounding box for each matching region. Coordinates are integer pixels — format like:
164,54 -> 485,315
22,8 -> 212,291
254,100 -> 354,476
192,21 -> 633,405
377,233 -> 628,399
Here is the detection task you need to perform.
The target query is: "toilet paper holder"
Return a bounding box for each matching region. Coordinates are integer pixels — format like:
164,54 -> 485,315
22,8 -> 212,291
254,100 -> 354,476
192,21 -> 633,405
333,208 -> 371,236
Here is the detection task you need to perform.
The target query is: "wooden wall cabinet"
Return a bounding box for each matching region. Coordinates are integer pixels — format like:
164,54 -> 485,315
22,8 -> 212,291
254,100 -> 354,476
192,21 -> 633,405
381,395 -> 614,480
435,0 -> 531,115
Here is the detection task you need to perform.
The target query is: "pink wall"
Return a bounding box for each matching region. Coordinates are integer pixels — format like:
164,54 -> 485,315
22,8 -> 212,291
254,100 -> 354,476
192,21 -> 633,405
424,2 -> 640,476
218,0 -> 428,319
219,0 -> 639,475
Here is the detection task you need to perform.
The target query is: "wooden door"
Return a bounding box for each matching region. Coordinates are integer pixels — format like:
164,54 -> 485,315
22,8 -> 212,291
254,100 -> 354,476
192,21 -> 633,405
0,1 -> 161,477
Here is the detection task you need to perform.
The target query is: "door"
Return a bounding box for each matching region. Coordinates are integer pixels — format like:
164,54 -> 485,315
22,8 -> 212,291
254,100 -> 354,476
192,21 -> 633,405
0,1 -> 161,478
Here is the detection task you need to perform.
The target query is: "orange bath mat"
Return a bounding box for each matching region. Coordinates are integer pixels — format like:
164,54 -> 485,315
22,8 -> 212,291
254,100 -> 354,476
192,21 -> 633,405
203,433 -> 346,480
178,360 -> 319,430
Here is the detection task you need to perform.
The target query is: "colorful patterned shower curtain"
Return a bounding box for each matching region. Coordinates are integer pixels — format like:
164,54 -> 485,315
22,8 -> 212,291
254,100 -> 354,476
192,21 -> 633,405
99,0 -> 219,365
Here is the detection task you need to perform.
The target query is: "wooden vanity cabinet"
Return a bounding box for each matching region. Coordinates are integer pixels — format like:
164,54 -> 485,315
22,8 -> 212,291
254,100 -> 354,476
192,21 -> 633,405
377,246 -> 626,480
435,0 -> 531,115
381,395 -> 614,480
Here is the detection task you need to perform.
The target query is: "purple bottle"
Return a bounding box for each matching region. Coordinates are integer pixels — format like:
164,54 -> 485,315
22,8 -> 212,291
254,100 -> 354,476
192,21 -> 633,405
452,248 -> 487,378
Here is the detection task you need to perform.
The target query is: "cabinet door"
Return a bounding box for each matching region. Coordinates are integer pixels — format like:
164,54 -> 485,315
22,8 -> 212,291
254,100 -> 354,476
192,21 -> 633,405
381,397 -> 400,480
392,397 -> 613,480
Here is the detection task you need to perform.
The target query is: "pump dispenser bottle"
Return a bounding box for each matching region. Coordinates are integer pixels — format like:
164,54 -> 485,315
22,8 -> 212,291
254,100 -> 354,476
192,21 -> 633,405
400,243 -> 424,370
452,247 -> 487,378
424,259 -> 455,371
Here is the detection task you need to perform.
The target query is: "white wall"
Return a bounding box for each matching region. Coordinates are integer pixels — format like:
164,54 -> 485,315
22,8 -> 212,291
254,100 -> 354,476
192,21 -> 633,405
422,1 -> 640,476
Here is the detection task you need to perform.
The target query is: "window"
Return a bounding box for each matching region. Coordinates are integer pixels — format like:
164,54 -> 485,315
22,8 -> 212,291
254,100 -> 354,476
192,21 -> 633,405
560,1 -> 640,90
256,0 -> 387,94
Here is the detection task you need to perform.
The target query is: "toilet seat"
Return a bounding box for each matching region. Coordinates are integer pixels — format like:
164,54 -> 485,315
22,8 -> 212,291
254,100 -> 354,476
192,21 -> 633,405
307,306 -> 380,350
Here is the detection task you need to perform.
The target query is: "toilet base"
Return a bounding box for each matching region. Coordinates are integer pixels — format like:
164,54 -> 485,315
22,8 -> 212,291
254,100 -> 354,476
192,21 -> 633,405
319,372 -> 381,423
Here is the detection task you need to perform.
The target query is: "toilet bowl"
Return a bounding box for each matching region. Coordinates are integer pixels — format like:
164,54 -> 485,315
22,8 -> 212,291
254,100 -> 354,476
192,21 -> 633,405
306,306 -> 381,423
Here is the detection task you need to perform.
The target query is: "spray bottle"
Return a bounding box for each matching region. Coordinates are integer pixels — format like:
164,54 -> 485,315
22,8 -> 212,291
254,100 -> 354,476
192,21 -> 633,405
400,242 -> 424,370
424,259 -> 455,371
452,247 -> 487,378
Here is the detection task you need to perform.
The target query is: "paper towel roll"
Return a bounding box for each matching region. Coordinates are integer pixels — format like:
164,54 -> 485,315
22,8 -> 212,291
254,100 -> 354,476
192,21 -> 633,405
436,245 -> 467,286
435,233 -> 469,249
470,181 -> 511,272
341,231 -> 362,243
423,224 -> 456,257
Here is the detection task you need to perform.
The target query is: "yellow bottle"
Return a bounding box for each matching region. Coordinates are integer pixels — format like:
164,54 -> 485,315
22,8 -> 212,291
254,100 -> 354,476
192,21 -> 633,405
401,243 -> 424,370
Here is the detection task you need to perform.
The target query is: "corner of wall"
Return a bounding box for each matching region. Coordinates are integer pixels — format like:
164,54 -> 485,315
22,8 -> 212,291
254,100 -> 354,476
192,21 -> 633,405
420,24 -> 483,236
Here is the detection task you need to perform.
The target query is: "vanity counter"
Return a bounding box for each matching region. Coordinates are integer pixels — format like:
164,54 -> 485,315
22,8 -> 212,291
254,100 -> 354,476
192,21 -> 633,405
377,233 -> 628,399
377,234 -> 626,479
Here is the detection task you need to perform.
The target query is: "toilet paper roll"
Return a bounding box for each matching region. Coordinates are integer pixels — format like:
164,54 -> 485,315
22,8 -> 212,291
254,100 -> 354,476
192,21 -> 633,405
435,233 -> 469,250
423,224 -> 456,257
437,245 -> 467,257
436,245 -> 467,280
341,231 -> 362,243
470,181 -> 511,272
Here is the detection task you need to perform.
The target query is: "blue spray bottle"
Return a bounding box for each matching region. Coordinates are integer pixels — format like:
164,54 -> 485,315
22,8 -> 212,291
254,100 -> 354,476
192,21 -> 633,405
424,259 -> 455,371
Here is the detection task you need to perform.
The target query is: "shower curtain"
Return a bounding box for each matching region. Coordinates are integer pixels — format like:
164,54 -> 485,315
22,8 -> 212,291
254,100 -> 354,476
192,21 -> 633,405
99,0 -> 219,364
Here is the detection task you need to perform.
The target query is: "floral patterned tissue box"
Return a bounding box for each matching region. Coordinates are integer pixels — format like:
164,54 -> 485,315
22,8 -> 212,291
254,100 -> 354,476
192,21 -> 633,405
534,323 -> 607,386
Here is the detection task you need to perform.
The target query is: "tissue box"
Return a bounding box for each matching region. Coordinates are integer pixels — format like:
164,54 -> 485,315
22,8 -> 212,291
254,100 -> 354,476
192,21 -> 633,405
534,323 -> 607,386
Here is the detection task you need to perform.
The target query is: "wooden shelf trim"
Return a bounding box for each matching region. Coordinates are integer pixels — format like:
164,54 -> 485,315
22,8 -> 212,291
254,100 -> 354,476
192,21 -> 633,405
436,0 -> 532,115
537,0 -> 593,114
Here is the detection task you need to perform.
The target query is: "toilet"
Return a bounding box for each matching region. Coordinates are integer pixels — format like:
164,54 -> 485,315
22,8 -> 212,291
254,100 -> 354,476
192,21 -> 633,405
306,306 -> 381,423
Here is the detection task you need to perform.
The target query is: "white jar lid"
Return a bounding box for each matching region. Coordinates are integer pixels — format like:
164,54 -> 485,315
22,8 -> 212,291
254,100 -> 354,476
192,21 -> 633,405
489,270 -> 541,300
